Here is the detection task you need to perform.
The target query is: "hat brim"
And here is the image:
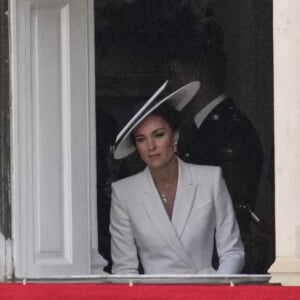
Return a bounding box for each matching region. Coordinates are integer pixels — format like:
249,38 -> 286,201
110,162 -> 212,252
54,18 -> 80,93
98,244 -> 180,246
115,80 -> 168,142
113,81 -> 200,159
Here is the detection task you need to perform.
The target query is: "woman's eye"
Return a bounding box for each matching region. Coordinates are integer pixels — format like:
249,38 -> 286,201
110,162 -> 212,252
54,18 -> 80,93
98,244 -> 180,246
154,131 -> 165,138
135,136 -> 145,143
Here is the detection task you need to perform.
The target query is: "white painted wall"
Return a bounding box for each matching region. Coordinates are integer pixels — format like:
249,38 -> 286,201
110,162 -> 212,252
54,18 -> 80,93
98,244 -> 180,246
269,0 -> 300,285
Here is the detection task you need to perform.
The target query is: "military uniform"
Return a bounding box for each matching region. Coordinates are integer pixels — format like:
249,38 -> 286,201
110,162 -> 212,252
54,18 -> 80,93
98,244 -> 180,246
179,96 -> 271,273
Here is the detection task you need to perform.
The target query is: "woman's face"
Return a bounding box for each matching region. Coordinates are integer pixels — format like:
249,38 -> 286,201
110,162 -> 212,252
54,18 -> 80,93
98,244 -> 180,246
133,115 -> 178,170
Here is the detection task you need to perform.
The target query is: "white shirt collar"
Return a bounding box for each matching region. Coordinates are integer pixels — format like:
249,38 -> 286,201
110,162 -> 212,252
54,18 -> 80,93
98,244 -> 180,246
194,94 -> 226,128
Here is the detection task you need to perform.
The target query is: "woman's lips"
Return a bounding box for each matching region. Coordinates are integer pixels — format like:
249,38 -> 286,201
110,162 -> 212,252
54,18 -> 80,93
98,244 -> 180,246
148,153 -> 160,159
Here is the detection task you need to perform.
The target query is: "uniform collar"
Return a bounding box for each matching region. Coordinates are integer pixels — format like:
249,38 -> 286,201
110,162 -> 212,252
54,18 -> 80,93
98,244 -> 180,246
194,94 -> 226,128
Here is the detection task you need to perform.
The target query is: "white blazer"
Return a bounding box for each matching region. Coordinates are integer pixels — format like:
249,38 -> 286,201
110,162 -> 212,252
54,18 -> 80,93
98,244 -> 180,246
110,158 -> 245,274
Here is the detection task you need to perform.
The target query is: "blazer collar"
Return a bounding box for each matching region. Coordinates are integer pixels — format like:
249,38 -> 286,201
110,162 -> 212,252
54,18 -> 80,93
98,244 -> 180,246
172,159 -> 198,239
140,158 -> 196,269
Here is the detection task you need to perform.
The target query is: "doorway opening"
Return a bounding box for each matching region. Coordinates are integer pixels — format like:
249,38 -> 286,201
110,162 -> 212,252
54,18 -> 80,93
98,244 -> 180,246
93,0 -> 274,274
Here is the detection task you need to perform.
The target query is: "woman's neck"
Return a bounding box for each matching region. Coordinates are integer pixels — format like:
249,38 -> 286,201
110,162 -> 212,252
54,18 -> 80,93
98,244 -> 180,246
150,156 -> 178,186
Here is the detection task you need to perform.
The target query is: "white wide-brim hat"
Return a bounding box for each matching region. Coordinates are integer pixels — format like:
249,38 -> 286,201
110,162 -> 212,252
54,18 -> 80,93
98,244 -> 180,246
113,80 -> 200,159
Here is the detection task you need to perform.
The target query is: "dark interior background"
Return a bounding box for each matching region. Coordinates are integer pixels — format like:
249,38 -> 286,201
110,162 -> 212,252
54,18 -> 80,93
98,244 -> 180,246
94,0 -> 274,273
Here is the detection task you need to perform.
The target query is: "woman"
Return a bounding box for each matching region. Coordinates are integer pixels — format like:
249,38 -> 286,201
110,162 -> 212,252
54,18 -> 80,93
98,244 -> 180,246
110,81 -> 244,274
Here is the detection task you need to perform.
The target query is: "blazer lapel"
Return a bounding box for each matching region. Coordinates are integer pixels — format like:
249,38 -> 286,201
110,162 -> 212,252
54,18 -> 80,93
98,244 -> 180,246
172,158 -> 197,239
140,166 -> 195,270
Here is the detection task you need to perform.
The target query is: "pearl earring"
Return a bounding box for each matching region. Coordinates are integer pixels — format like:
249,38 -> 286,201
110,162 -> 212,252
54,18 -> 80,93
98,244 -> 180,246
173,141 -> 178,153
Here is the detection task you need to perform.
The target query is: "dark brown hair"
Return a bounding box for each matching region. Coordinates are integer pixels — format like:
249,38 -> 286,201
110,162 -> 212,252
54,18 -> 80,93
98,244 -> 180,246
131,103 -> 180,145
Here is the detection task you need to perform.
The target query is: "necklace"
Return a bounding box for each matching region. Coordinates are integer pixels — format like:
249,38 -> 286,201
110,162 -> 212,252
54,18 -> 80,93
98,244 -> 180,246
160,193 -> 167,204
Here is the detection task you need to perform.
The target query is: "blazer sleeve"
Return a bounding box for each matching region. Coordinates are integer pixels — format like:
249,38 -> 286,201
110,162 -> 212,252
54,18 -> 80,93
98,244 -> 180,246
213,168 -> 245,274
110,182 -> 139,274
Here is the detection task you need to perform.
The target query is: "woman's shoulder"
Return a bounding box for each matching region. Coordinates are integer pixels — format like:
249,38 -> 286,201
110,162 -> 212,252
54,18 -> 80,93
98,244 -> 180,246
112,169 -> 145,189
180,159 -> 223,185
181,158 -> 222,174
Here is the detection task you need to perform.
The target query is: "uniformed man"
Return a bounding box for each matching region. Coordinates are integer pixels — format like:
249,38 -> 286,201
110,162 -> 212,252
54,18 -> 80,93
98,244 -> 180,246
168,24 -> 271,273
